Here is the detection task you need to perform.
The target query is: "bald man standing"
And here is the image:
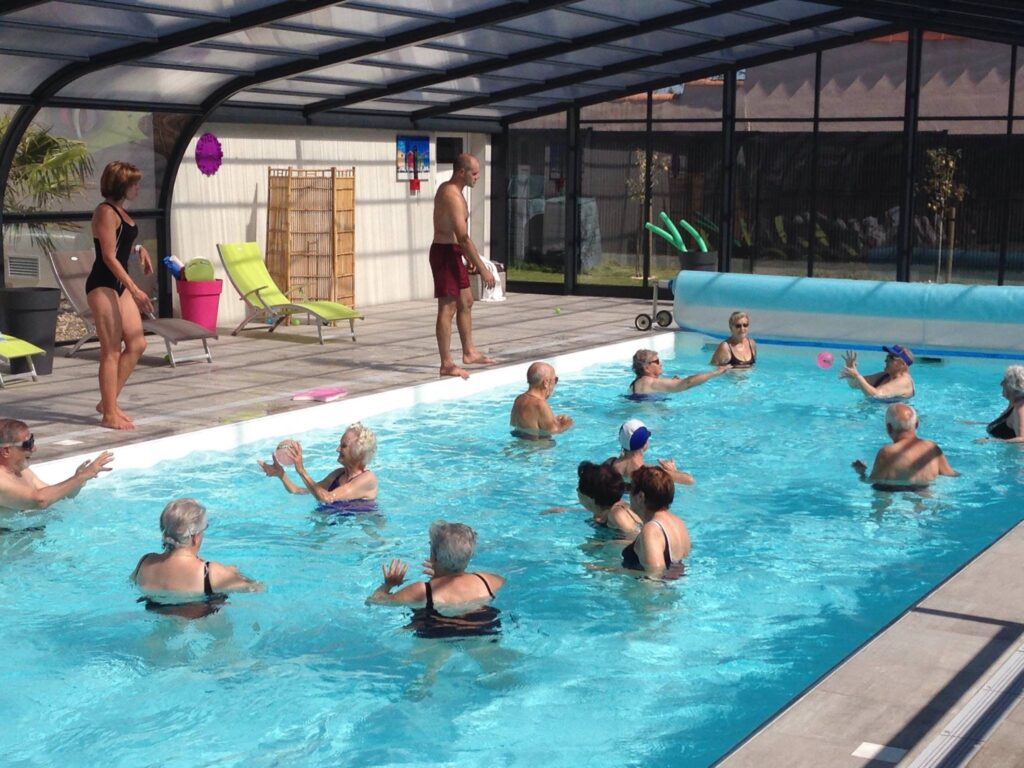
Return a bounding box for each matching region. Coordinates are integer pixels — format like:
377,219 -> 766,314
852,404 -> 958,491
509,362 -> 573,439
431,152 -> 496,379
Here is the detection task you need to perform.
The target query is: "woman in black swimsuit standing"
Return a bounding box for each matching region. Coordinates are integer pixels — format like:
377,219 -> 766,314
131,498 -> 263,619
87,161 -> 153,431
259,422 -> 379,504
367,521 -> 504,637
710,310 -> 757,368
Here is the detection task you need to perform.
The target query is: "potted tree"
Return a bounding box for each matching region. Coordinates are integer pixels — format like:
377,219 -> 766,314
0,115 -> 92,375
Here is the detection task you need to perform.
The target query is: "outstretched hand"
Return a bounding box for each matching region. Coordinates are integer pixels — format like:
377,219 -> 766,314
852,459 -> 868,474
76,451 -> 113,480
257,457 -> 284,478
382,558 -> 409,587
285,441 -> 304,468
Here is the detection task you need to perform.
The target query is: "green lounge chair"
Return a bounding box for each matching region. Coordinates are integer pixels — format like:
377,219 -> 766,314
0,333 -> 45,387
216,242 -> 362,344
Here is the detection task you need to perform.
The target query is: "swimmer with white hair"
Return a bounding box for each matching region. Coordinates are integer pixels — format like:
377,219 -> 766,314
629,349 -> 728,396
259,422 -> 378,503
131,498 -> 263,619
852,403 -> 958,491
984,365 -> 1024,442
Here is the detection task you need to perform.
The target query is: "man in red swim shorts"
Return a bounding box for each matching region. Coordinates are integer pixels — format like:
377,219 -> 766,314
430,153 -> 496,378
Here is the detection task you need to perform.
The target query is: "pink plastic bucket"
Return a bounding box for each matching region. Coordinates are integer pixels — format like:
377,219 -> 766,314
176,279 -> 222,332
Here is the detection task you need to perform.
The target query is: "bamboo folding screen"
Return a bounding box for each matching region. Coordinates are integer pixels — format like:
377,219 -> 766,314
266,167 -> 356,307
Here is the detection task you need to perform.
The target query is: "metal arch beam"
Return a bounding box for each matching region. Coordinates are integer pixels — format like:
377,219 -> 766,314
0,0 -> 344,282
303,0 -> 772,115
814,0 -> 1024,42
194,0 -> 577,119
499,22 -> 904,125
411,9 -> 853,121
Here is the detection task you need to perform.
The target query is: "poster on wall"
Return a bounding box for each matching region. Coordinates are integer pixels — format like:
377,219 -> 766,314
396,135 -> 430,181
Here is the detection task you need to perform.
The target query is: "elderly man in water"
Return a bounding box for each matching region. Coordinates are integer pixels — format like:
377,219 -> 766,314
509,361 -> 574,439
840,344 -> 915,401
0,419 -> 112,512
852,403 -> 958,491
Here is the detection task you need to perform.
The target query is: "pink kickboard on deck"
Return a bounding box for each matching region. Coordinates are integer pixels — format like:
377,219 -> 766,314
292,386 -> 347,402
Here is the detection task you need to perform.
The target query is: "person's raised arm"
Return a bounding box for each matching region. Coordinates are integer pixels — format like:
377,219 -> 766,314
320,469 -> 377,502
0,452 -> 112,510
666,366 -> 728,392
366,559 -> 428,605
657,458 -> 694,485
256,456 -> 308,495
208,561 -> 265,592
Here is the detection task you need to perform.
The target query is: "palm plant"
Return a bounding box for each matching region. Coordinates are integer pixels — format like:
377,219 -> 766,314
1,113 -> 93,270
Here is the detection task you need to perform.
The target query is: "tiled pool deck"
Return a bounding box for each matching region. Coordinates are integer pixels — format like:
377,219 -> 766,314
3,292 -> 1022,767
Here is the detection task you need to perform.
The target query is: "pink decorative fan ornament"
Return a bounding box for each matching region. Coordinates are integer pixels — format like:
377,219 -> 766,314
195,132 -> 223,176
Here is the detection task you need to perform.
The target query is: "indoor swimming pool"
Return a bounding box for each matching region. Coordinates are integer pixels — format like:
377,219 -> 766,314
2,335 -> 1021,767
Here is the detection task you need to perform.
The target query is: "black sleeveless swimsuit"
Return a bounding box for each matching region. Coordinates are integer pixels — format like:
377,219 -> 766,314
406,574 -> 502,639
87,201 -> 138,295
138,560 -> 228,620
987,402 -> 1021,440
726,340 -> 755,368
622,520 -> 685,578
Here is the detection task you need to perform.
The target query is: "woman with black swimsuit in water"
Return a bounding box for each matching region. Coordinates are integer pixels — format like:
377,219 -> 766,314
367,521 -> 505,638
87,161 -> 153,431
710,310 -> 757,368
131,498 -> 263,620
621,465 -> 691,579
986,365 -> 1024,442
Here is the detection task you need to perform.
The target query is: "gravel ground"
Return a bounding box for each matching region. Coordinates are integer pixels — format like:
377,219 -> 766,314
56,300 -> 88,344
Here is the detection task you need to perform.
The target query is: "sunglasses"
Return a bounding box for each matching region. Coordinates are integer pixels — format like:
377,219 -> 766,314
2,433 -> 34,451
648,358 -> 661,365
733,322 -> 749,328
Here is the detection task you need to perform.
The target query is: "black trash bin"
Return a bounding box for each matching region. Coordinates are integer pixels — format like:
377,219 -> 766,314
0,286 -> 61,375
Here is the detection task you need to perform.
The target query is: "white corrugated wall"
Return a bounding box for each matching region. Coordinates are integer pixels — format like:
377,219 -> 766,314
170,122 -> 491,326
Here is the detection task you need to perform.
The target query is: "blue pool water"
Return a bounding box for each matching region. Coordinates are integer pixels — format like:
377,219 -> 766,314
2,338 -> 1022,767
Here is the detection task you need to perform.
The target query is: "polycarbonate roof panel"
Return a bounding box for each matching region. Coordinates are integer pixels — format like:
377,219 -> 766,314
0,54 -> 64,94
59,66 -> 235,103
145,46 -> 294,73
212,27 -> 364,54
281,5 -> 431,38
10,0 -> 1015,126
574,0 -> 704,23
495,9 -> 622,39
745,0 -> 837,22
435,28 -> 560,57
8,2 -> 201,36
359,46 -> 486,72
0,27 -> 125,59
355,0 -> 510,17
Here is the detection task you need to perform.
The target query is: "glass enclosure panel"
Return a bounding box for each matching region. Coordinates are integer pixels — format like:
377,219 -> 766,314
3,218 -> 158,295
733,122 -> 814,277
1004,123 -> 1024,285
738,54 -> 816,120
0,54 -> 64,95
647,123 -> 722,282
577,126 -> 646,287
815,121 -> 903,281
581,92 -> 647,123
919,35 -> 1011,118
651,79 -> 723,121
58,66 -> 233,104
911,120 -> 1013,285
507,113 -> 566,284
819,36 -> 907,119
3,108 -> 191,215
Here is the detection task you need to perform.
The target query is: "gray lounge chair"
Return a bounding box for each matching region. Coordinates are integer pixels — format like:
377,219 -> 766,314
49,250 -> 216,367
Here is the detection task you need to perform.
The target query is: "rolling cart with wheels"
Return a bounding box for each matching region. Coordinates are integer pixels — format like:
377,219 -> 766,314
635,279 -> 674,331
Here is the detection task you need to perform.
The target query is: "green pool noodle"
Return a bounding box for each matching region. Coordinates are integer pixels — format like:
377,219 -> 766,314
677,218 -> 708,252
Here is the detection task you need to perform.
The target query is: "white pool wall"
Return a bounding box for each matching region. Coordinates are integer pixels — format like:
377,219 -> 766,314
33,332 -> 683,483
